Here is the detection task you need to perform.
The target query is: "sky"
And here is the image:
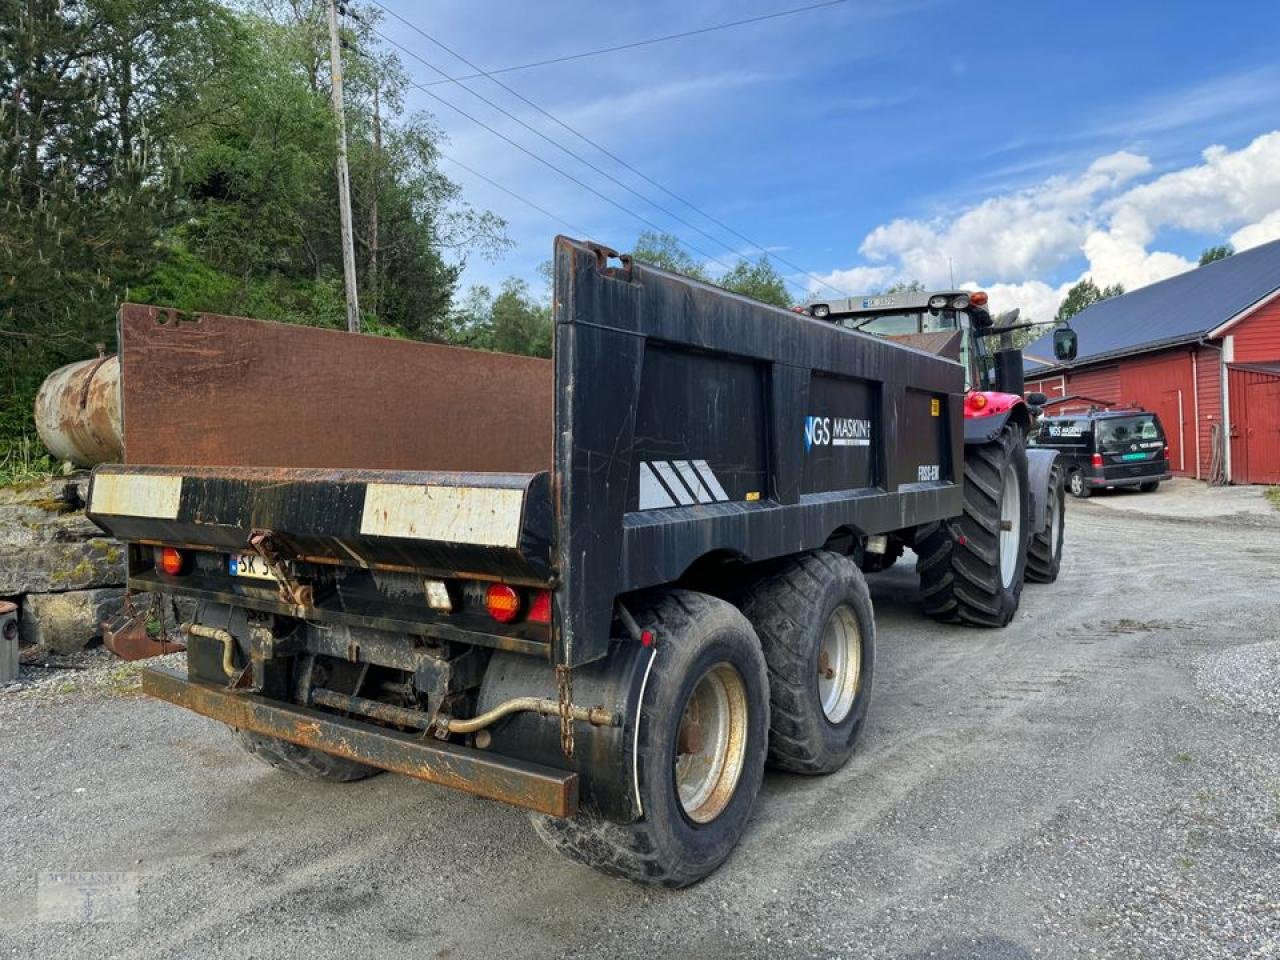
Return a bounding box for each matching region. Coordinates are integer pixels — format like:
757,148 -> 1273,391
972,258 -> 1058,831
374,0 -> 1280,322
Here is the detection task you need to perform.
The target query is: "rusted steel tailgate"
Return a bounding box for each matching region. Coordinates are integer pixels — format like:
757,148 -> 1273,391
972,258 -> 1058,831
116,303 -> 552,472
142,666 -> 578,817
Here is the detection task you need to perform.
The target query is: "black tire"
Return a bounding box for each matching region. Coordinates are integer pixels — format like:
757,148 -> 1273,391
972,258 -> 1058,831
858,538 -> 903,574
232,729 -> 382,782
1026,463 -> 1064,584
1139,481 -> 1159,493
531,590 -> 768,888
914,424 -> 1031,627
1067,469 -> 1091,499
739,551 -> 875,774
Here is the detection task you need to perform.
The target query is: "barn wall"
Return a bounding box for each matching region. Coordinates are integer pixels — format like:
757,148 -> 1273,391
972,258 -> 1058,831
1118,352 -> 1194,474
1229,295 -> 1280,363
1194,346 -> 1223,479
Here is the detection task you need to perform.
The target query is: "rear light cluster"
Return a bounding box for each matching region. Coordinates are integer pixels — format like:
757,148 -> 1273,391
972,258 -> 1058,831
484,583 -> 552,625
1091,453 -> 1104,468
156,547 -> 187,576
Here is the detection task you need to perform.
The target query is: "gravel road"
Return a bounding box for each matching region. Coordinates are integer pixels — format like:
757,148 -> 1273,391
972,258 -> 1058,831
2,500 -> 1278,959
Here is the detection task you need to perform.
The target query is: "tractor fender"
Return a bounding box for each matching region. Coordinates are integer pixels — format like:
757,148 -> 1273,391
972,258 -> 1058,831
1026,447 -> 1060,535
963,401 -> 1031,444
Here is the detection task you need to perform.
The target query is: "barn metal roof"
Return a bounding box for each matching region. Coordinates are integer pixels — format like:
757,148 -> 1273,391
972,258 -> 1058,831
1024,237 -> 1280,373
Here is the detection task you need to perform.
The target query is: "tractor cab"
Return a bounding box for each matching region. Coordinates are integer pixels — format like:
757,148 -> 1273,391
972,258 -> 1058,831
799,290 -> 999,392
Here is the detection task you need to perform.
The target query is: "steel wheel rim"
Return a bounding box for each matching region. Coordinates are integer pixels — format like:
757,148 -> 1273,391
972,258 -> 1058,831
818,604 -> 861,723
674,662 -> 749,824
999,462 -> 1022,588
1070,472 -> 1084,496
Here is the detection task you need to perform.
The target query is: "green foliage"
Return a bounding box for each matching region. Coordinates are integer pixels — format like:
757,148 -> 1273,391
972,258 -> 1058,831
1055,277 -> 1125,323
631,230 -> 711,282
446,279 -> 551,358
718,256 -> 791,308
632,231 -> 793,307
0,0 -> 508,457
1198,243 -> 1234,266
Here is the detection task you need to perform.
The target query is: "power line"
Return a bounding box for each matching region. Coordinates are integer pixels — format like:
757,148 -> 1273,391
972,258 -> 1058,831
367,4 -> 847,297
366,0 -> 844,299
368,26 -> 744,278
437,150 -> 591,237
366,43 -> 742,276
412,2 -> 846,87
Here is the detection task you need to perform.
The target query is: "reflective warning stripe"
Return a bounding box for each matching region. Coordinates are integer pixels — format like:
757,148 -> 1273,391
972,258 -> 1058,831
635,460 -> 732,510
90,473 -> 183,519
360,483 -> 524,547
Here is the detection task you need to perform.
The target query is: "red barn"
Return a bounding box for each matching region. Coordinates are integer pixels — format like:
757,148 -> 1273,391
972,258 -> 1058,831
1024,238 -> 1280,485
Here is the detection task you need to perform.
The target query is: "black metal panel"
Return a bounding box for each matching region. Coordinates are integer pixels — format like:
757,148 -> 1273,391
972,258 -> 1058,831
552,236 -> 964,667
553,243 -> 645,667
630,344 -> 769,507
799,373 -> 879,494
618,485 -> 960,588
889,388 -> 952,488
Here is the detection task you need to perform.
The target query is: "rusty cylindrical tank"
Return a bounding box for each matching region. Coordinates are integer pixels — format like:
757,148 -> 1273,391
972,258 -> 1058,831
33,356 -> 124,467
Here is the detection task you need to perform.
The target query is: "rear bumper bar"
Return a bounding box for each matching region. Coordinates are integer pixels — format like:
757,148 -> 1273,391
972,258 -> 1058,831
141,666 -> 578,818
1087,470 -> 1172,488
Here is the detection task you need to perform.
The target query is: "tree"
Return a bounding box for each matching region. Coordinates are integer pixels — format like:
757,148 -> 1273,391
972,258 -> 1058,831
1055,277 -> 1125,323
879,279 -> 925,295
718,256 -> 790,308
631,231 -> 710,282
631,232 -> 793,307
0,0 -> 508,458
443,279 -> 551,358
1198,243 -> 1234,266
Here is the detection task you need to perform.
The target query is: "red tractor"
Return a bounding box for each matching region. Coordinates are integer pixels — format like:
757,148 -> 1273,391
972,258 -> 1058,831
800,289 -> 1067,625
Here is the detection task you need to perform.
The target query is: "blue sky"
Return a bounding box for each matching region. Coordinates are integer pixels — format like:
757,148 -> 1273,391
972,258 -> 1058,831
374,0 -> 1280,319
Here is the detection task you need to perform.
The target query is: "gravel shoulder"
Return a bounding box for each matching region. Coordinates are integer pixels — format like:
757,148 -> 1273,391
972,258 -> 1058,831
1,502 -> 1278,959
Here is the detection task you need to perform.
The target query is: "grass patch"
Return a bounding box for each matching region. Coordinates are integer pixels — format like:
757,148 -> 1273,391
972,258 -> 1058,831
0,435 -> 56,488
1265,487 -> 1280,513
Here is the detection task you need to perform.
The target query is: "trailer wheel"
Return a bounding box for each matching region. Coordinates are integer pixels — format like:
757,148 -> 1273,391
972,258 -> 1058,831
739,551 -> 875,774
858,538 -> 903,574
531,590 -> 768,888
1067,469 -> 1091,499
914,424 -> 1030,626
1026,464 -> 1064,584
232,729 -> 382,782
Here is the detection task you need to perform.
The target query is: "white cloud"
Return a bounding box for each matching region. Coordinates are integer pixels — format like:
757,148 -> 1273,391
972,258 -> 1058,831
810,264 -> 895,296
818,131 -> 1280,320
1232,209 -> 1280,251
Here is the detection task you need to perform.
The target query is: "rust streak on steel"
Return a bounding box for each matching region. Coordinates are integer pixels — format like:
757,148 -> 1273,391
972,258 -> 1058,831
140,666 -> 578,817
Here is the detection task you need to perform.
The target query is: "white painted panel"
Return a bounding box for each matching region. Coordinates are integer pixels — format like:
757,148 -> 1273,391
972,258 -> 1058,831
361,484 -> 524,547
91,473 -> 182,519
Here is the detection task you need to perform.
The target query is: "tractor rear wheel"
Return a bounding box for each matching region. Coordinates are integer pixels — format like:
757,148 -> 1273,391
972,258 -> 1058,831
915,424 -> 1031,626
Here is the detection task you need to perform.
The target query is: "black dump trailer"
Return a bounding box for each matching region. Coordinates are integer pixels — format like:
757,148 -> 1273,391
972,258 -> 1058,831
89,237 -> 964,886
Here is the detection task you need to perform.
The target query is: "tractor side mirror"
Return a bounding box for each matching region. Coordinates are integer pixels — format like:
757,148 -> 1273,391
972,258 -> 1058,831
1053,327 -> 1078,362
1026,391 -> 1049,407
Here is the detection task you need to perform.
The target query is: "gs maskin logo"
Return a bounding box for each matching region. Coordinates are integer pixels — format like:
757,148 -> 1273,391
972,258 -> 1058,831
804,415 -> 873,452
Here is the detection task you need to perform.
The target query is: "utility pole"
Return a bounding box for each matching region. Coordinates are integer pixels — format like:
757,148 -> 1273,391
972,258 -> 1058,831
369,82 -> 381,321
326,0 -> 360,333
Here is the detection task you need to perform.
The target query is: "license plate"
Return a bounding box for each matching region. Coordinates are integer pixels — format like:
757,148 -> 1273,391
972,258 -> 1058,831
228,553 -> 277,581
1121,452 -> 1148,461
